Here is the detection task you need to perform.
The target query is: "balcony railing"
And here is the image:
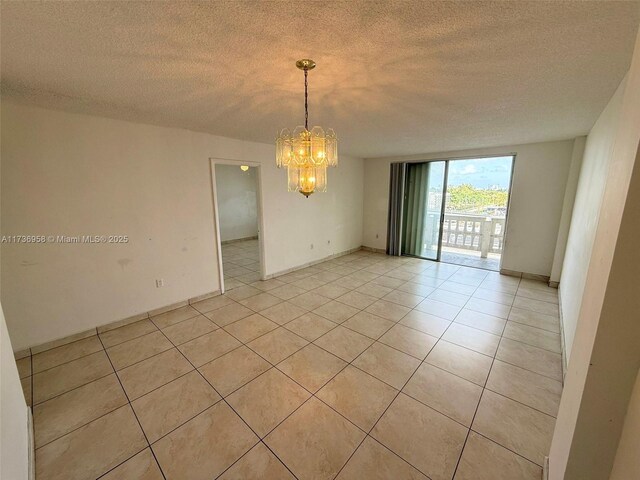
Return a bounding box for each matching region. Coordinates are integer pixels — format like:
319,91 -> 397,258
441,213 -> 505,258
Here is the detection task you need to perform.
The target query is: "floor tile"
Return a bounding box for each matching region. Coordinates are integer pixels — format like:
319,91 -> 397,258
190,295 -> 235,313
269,284 -> 308,300
199,346 -> 271,397
396,281 -> 436,297
512,297 -> 559,317
153,402 -> 258,480
312,283 -> 351,299
238,292 -> 282,312
132,370 -> 219,442
425,341 -> 493,386
33,336 -> 103,374
472,288 -> 515,306
224,313 -> 279,343
295,276 -> 329,291
454,431 -> 542,480
247,327 -> 309,364
117,348 -> 193,399
454,308 -> 506,335
442,323 -> 501,356
415,298 -> 461,320
496,338 -> 562,381
16,356 -> 31,378
336,436 -> 428,480
365,300 -> 411,322
382,290 -> 424,308
371,394 -> 467,480
508,307 -> 560,333
342,311 -> 395,339
266,397 -> 365,480
34,374 -> 127,448
100,448 -> 164,480
206,302 -> 254,326
465,297 -> 511,319
218,442 -> 295,480
400,310 -> 451,337
314,326 -> 373,362
378,324 -> 437,359
503,322 -> 561,353
353,342 -> 420,389
33,350 -> 113,404
472,390 -> 555,466
314,300 -> 360,323
160,315 -> 217,345
250,278 -> 287,292
335,291 -> 378,310
371,275 -> 406,288
227,368 -> 310,437
277,344 -> 346,392
438,281 -> 477,296
486,360 -> 562,416
284,312 -> 337,341
403,363 -> 482,426
356,282 -> 394,298
179,329 -> 242,367
224,285 -> 262,301
150,305 -> 200,329
428,289 -> 470,307
99,320 -> 157,348
35,405 -> 146,480
106,331 -> 173,370
317,365 -> 397,431
515,286 -> 559,304
289,291 -> 332,310
260,301 -> 306,325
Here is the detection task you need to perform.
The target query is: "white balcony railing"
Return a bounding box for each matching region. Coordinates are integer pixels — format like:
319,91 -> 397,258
441,213 -> 505,258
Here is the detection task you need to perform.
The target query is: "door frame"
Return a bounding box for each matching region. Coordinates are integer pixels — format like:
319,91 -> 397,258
209,157 -> 267,294
400,153 -> 516,270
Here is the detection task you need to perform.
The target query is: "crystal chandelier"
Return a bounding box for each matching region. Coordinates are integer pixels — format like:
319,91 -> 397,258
276,59 -> 338,197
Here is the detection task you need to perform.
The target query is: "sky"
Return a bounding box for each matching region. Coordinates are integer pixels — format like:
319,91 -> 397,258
446,156 -> 514,189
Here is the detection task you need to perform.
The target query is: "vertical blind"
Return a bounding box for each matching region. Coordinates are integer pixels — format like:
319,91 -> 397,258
386,163 -> 406,256
402,163 -> 431,257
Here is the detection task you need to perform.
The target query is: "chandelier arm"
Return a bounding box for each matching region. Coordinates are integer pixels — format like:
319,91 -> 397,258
304,68 -> 309,130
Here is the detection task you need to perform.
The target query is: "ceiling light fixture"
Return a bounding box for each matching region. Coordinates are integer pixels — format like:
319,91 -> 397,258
276,59 -> 338,197
240,165 -> 249,171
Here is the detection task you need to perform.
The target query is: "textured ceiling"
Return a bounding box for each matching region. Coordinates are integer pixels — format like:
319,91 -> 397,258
1,1 -> 639,158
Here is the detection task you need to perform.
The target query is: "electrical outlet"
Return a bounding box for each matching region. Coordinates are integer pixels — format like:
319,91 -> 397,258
327,240 -> 331,245
156,279 -> 164,288
376,234 -> 379,239
310,243 -> 314,250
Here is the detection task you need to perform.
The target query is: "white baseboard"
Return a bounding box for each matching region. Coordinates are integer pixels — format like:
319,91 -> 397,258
543,456 -> 549,480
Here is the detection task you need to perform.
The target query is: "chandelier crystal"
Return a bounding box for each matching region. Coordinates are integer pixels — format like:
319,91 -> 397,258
276,59 -> 338,197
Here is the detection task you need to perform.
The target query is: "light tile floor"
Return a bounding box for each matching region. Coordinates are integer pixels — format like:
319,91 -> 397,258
20,243 -> 563,480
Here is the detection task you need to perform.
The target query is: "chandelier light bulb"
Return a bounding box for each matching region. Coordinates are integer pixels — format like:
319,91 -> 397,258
275,59 -> 338,197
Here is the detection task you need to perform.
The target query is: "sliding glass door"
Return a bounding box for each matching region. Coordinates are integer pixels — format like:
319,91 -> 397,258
401,161 -> 446,260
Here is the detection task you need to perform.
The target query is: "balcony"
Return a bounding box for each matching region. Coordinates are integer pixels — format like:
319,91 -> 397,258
440,213 -> 505,271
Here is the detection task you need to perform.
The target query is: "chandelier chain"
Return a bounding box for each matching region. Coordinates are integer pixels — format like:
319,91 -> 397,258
304,68 -> 309,130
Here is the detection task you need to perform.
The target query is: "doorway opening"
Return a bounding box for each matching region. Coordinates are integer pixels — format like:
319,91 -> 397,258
440,156 -> 514,270
211,161 -> 265,293
394,155 -> 514,271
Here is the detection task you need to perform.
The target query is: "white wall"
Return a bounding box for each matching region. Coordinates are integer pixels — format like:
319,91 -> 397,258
215,165 -> 258,242
0,304 -> 30,480
558,80 -> 626,361
0,103 -> 364,350
362,140 -> 574,276
549,136 -> 586,285
549,24 -> 640,480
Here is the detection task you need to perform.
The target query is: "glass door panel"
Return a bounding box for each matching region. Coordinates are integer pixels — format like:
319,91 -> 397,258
401,161 -> 446,260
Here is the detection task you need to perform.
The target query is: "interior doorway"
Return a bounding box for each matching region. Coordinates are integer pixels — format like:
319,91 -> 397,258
210,160 -> 265,293
395,155 -> 514,271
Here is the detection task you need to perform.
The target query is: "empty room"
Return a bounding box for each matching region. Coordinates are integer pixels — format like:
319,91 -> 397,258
1,2 -> 639,480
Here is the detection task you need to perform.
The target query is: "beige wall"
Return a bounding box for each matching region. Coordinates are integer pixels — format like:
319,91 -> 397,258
558,81 -> 626,361
0,103 -> 364,350
362,140 -> 574,277
215,165 -> 258,242
0,304 -> 30,480
610,368 -> 640,480
549,25 -> 640,480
